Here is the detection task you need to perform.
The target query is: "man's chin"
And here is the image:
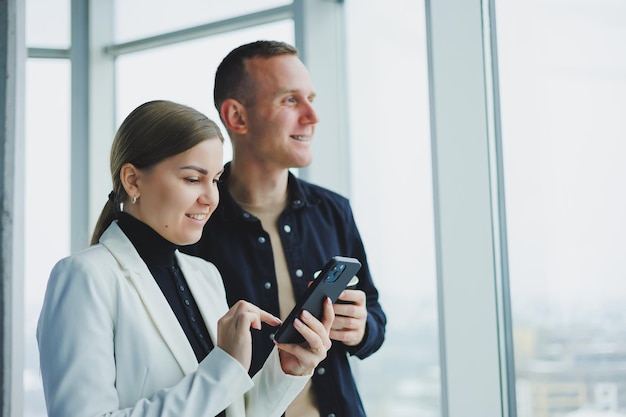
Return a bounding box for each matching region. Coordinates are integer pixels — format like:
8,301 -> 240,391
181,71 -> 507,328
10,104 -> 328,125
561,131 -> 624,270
290,159 -> 313,169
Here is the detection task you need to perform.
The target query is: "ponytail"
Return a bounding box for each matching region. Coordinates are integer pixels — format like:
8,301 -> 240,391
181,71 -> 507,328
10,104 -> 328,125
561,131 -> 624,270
90,190 -> 123,245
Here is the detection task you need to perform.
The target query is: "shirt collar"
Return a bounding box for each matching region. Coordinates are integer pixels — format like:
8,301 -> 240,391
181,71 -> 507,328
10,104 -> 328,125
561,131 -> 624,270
117,212 -> 178,267
215,162 -> 315,221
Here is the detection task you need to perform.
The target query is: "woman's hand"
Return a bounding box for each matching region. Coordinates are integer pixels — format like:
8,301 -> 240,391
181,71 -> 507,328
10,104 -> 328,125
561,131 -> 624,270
273,297 -> 334,376
217,300 -> 282,370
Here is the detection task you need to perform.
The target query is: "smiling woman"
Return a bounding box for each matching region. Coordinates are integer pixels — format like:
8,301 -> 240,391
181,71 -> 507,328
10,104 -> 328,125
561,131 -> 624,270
36,100 -> 334,417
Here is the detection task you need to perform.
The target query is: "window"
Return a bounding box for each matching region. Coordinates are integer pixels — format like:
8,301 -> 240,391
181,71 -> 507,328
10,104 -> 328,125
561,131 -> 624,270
26,0 -> 69,48
345,1 -> 439,415
23,59 -> 71,417
496,1 -> 626,416
115,0 -> 292,43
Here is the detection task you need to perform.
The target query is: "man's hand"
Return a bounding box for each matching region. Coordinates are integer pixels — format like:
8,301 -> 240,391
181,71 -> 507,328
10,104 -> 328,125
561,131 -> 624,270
330,289 -> 367,346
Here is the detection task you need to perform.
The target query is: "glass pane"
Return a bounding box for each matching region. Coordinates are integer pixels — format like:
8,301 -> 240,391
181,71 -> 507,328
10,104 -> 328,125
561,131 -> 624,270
26,0 -> 70,48
115,19 -> 294,165
496,1 -> 626,416
346,1 -> 440,416
115,0 -> 292,43
23,59 -> 71,417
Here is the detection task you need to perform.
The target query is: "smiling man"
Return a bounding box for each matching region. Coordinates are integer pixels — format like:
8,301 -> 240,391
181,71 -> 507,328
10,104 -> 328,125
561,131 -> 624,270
183,40 -> 387,417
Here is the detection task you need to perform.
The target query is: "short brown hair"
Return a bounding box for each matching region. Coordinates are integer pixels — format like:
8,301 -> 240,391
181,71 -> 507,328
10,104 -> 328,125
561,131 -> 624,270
213,40 -> 298,115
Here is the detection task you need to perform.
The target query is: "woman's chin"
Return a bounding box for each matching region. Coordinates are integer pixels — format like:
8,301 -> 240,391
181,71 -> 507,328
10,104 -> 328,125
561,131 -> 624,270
173,233 -> 202,247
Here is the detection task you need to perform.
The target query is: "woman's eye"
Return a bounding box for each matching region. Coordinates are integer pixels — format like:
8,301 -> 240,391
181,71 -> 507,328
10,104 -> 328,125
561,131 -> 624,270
186,177 -> 200,183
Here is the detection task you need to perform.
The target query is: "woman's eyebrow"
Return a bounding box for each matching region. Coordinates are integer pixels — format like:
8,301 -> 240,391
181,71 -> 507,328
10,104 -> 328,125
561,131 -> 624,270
180,165 -> 208,175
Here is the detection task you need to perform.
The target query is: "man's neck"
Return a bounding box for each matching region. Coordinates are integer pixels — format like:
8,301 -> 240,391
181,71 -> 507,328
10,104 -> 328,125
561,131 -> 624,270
227,160 -> 290,210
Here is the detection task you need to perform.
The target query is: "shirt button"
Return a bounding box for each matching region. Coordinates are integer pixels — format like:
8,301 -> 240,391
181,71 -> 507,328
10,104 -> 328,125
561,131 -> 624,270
258,236 -> 266,244
328,414 -> 336,417
184,300 -> 190,306
179,285 -> 185,291
269,333 -> 276,340
283,224 -> 292,233
293,199 -> 302,206
243,212 -> 251,218
317,367 -> 326,375
264,282 -> 272,289
295,269 -> 304,278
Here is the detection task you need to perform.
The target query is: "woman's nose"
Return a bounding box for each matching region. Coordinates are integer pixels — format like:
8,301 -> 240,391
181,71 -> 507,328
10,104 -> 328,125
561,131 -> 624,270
200,183 -> 220,208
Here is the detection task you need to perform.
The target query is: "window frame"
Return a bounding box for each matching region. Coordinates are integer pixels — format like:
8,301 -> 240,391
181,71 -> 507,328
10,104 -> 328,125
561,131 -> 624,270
4,0 -> 520,416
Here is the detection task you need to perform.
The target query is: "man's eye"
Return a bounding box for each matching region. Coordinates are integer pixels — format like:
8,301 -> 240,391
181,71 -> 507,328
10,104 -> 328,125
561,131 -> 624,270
285,97 -> 296,104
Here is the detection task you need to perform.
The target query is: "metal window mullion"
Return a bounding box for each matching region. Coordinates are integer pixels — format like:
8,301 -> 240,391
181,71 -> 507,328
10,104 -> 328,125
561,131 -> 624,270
27,48 -> 70,59
0,1 -> 26,416
104,5 -> 294,57
293,0 -> 350,197
70,0 -> 90,252
483,0 -> 517,414
86,0 -> 115,238
425,0 -> 509,416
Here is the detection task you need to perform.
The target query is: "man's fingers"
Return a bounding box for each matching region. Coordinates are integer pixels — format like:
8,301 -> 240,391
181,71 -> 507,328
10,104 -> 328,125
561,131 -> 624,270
336,289 -> 365,305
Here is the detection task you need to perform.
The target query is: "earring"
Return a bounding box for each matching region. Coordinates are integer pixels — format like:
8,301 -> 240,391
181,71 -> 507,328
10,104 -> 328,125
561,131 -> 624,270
132,195 -> 138,204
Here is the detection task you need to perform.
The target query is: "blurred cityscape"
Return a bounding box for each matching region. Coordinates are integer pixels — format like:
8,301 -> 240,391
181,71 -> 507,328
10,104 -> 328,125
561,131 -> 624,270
514,300 -> 626,417
356,298 -> 626,417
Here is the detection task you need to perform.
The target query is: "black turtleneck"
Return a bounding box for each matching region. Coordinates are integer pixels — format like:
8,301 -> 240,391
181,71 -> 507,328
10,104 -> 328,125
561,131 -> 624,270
117,212 -> 214,361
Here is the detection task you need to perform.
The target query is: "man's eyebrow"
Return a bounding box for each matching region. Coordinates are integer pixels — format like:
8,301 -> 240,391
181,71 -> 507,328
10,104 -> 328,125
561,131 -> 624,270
277,88 -> 317,99
180,165 -> 208,175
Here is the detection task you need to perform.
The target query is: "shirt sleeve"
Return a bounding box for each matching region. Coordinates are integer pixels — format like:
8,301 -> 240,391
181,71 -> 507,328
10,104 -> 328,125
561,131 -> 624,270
341,200 -> 387,359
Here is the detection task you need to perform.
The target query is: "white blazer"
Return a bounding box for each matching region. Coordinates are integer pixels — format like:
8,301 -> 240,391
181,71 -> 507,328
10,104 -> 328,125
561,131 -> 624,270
37,221 -> 309,417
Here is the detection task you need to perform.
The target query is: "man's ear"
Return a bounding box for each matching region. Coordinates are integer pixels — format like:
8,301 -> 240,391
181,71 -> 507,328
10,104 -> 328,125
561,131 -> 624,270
120,163 -> 140,199
221,99 -> 248,134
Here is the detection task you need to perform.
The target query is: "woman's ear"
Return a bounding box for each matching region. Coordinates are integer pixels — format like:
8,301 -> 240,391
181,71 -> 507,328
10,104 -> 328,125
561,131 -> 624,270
221,99 -> 248,134
120,163 -> 140,201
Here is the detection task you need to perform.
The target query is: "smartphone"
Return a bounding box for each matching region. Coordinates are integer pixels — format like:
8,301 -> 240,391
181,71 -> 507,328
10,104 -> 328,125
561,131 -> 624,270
273,256 -> 361,344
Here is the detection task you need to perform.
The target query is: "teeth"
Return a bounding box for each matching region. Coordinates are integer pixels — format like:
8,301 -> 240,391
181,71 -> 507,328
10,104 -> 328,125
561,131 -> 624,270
292,135 -> 307,141
188,214 -> 206,221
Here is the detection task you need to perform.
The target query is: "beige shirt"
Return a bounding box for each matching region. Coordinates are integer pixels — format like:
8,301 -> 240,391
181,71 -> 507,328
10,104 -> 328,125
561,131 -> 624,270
242,203 -> 320,417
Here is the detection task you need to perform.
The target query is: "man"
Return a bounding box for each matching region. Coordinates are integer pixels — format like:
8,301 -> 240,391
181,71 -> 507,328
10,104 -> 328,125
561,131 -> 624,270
184,40 -> 386,417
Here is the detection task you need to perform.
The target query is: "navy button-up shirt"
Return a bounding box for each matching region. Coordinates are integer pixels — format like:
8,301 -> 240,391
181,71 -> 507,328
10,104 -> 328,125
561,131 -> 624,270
183,163 -> 387,417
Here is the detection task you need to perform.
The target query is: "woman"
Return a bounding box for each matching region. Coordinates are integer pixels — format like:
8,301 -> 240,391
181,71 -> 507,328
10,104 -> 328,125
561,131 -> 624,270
37,100 -> 333,417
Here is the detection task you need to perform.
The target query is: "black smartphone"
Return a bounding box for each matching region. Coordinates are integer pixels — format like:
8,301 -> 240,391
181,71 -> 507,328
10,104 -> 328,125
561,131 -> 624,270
273,256 -> 362,344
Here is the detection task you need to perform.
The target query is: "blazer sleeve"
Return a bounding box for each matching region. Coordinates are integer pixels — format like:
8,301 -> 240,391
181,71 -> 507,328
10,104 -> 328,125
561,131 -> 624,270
244,347 -> 311,417
37,253 -> 254,417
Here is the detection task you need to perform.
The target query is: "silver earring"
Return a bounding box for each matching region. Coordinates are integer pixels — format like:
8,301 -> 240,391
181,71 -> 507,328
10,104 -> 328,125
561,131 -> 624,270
132,195 -> 138,204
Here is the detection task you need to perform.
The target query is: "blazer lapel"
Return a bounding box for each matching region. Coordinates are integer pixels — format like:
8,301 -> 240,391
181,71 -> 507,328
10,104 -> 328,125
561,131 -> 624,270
100,222 -> 199,375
